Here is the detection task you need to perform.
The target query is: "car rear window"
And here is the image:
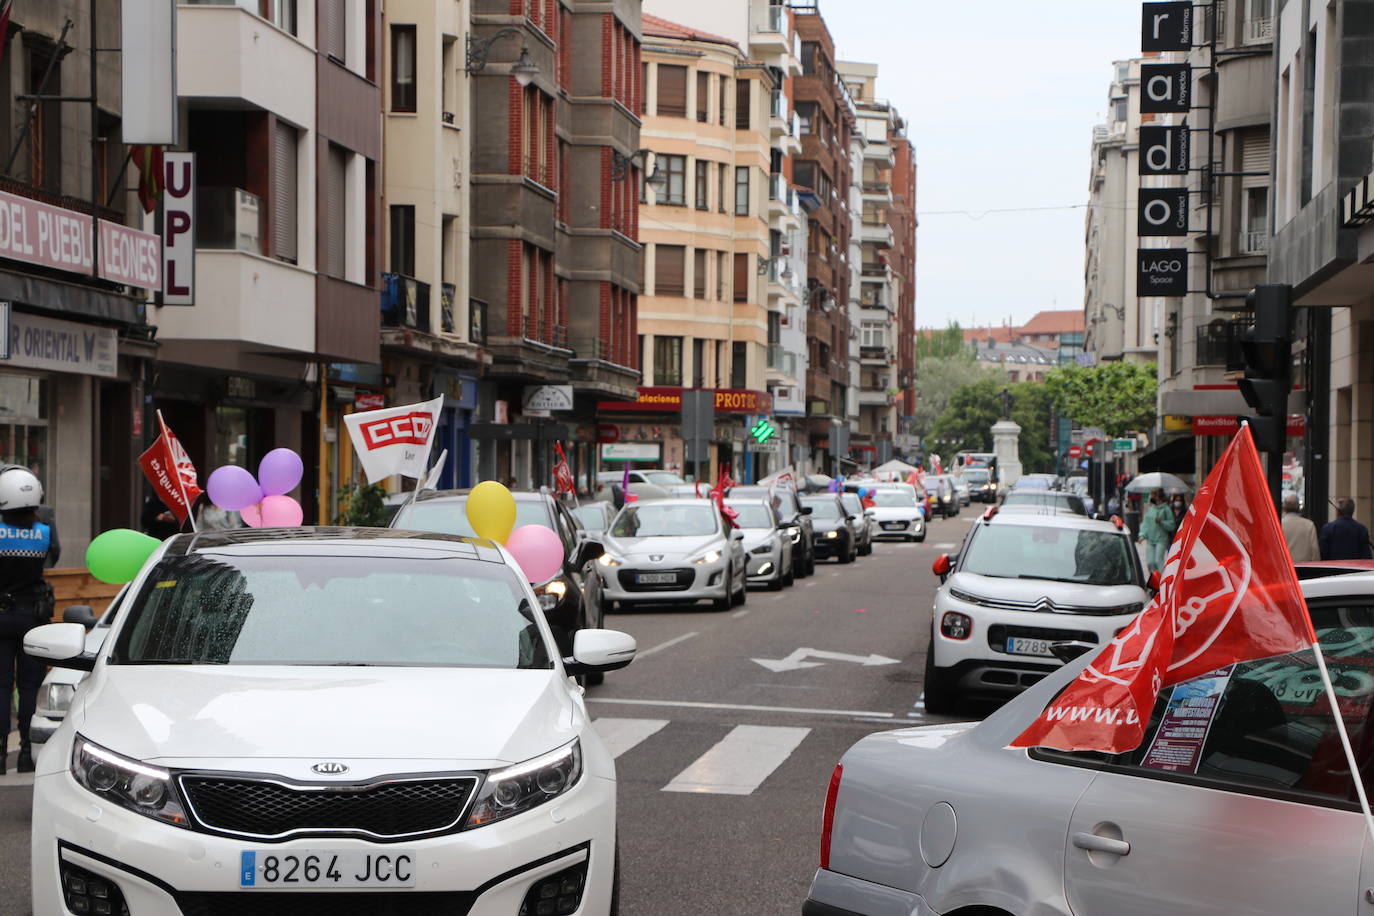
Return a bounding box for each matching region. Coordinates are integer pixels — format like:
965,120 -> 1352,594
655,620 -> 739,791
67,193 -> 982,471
396,498 -> 551,537
1002,492 -> 1088,515
873,491 -> 916,508
961,523 -> 1137,586
111,554 -> 550,669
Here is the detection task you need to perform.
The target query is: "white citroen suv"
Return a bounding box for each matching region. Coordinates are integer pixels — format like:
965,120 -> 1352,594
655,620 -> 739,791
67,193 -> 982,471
26,528 -> 635,916
924,509 -> 1149,714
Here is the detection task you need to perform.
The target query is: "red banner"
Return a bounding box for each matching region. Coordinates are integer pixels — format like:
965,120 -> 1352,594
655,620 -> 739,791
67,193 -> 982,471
1011,425 -> 1317,753
138,414 -> 203,525
596,387 -> 773,415
553,442 -> 575,495
1194,415 -> 1306,436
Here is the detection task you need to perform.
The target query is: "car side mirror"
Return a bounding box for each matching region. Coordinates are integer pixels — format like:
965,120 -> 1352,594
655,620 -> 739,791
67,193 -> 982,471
846,515 -> 857,523
23,623 -> 94,671
575,540 -> 605,566
63,604 -> 98,630
932,554 -> 952,579
564,629 -> 637,676
1148,569 -> 1161,592
800,506 -> 814,516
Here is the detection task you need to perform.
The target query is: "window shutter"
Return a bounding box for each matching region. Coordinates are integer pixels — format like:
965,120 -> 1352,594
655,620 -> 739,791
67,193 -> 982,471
271,122 -> 298,262
736,78 -> 751,130
1241,130 -> 1268,188
658,65 -> 687,117
655,244 -> 685,296
321,0 -> 345,61
696,71 -> 709,122
693,248 -> 707,298
733,253 -> 749,302
326,145 -> 347,278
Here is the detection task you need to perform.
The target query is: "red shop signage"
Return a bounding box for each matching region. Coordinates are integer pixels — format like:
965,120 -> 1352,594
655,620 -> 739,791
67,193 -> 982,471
1194,415 -> 1306,436
597,387 -> 774,415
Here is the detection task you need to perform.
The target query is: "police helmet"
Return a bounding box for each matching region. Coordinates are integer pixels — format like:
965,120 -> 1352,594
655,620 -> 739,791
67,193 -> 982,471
0,468 -> 43,511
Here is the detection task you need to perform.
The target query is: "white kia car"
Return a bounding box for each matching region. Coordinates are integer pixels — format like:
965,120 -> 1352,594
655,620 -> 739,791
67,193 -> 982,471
865,487 -> 926,542
26,528 -> 635,916
598,498 -> 747,610
925,509 -> 1149,714
725,498 -> 794,589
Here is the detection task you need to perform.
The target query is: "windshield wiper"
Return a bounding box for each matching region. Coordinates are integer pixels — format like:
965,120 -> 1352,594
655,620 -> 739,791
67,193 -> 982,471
1017,574 -> 1091,584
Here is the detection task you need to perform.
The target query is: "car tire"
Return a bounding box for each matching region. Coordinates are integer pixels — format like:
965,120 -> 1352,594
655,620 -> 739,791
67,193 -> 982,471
807,553 -> 817,576
782,567 -> 795,588
713,569 -> 732,611
861,540 -> 873,556
610,842 -> 621,916
923,641 -> 957,715
915,533 -> 926,543
731,568 -> 747,606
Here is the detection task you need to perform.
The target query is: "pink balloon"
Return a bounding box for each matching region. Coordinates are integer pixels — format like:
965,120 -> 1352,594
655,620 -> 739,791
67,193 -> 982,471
260,495 -> 304,527
505,524 -> 565,584
241,502 -> 265,528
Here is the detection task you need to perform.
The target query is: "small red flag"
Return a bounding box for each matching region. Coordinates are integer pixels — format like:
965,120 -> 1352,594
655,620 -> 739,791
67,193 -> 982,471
1010,425 -> 1318,753
552,442 -> 575,495
138,414 -> 204,525
130,144 -> 166,214
711,464 -> 738,526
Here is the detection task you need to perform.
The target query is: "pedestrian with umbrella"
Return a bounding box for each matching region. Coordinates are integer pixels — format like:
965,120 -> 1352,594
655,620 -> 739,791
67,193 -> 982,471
1138,488 -> 1178,574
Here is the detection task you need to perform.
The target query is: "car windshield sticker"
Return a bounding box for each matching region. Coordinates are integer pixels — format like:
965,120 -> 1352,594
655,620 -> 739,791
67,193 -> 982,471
1141,667 -> 1232,773
154,580 -> 177,589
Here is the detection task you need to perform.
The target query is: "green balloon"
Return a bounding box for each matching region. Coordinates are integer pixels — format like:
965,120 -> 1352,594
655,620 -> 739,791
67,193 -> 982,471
86,528 -> 161,584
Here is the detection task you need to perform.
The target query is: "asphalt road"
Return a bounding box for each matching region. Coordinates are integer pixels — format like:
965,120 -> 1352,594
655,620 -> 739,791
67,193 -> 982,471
0,504 -> 982,915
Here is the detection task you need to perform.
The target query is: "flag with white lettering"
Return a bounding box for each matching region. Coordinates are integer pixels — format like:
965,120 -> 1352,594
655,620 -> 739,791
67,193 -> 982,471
138,412 -> 203,525
343,396 -> 444,483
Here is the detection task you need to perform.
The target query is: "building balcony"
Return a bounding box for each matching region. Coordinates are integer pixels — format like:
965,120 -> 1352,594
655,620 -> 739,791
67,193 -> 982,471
1195,318 -> 1249,369
860,221 -> 894,247
858,389 -> 896,407
1243,16 -> 1273,44
750,3 -> 791,54
863,141 -> 895,168
861,180 -> 893,203
381,274 -> 432,333
178,2 -> 316,128
861,262 -> 889,279
1239,230 -> 1269,256
859,344 -> 893,364
156,248 -> 316,356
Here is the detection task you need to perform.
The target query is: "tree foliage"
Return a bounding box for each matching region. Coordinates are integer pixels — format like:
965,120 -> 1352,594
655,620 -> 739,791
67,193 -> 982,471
1044,362 -> 1158,437
929,377 -> 1003,454
337,483 -> 390,527
913,356 -> 1005,443
1010,381 -> 1056,474
915,323 -> 971,361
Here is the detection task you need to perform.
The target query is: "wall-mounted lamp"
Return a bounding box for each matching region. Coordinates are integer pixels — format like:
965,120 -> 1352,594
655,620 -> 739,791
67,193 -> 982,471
467,28 -> 540,87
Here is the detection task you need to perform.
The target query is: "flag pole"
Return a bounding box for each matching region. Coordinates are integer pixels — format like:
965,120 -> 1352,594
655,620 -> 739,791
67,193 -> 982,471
158,410 -> 198,533
1309,640 -> 1374,846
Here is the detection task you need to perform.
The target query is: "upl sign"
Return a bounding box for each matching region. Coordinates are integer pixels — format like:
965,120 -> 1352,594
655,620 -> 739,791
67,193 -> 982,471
1138,248 -> 1189,296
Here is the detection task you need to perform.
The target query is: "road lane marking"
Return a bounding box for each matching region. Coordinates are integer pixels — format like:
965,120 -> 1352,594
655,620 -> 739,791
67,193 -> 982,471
638,631 -> 699,658
592,717 -> 669,758
662,725 -> 811,795
731,608 -> 751,618
588,697 -> 895,719
930,543 -> 956,550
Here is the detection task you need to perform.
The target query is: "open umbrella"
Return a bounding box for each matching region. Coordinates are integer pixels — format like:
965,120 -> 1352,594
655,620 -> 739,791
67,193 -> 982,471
1125,471 -> 1192,495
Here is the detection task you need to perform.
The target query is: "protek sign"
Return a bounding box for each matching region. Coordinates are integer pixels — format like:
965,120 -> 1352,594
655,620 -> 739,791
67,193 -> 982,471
161,152 -> 195,306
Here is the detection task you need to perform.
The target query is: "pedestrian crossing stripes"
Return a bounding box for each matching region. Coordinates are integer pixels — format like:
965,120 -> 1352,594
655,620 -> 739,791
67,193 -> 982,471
594,717 -> 811,796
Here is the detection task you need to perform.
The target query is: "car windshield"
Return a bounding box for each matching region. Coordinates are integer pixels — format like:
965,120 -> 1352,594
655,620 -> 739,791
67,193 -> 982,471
731,486 -> 798,515
1002,491 -> 1087,514
642,471 -> 687,486
840,495 -> 863,514
111,553 -> 550,668
874,491 -> 916,508
612,504 -> 719,537
728,504 -> 776,529
801,499 -> 842,520
961,524 -> 1137,586
965,469 -> 989,483
396,498 -> 550,537
572,505 -> 609,531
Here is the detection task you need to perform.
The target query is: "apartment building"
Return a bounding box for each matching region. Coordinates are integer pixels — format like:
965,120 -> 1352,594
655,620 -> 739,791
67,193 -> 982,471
0,1 -> 161,559
468,0 -> 644,489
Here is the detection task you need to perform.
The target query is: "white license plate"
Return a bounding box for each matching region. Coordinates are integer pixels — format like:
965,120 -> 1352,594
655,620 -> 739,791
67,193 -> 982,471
1006,637 -> 1056,658
637,572 -> 677,584
240,851 -> 416,889
881,522 -> 905,530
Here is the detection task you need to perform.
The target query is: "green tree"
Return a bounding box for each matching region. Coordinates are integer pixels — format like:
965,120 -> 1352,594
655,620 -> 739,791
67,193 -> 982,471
1010,381 -> 1056,474
337,482 -> 390,527
1045,362 -> 1158,437
929,377 -> 1004,454
913,356 -> 1005,443
915,322 -> 970,361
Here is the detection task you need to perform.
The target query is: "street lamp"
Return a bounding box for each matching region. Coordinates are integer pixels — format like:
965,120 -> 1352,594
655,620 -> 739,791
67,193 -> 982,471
611,147 -> 665,194
466,28 -> 540,88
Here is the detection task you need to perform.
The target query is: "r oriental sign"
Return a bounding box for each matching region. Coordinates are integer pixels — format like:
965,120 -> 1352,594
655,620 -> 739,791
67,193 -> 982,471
597,387 -> 773,415
0,188 -> 161,289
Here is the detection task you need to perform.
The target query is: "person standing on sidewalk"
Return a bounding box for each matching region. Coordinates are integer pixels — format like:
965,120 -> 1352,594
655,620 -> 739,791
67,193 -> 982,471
0,468 -> 56,774
1138,488 -> 1178,574
1280,493 -> 1320,562
1319,498 -> 1374,561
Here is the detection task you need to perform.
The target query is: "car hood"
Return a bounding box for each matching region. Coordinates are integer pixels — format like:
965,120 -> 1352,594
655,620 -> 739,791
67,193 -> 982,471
604,533 -> 722,560
71,666 -> 580,770
739,529 -> 777,551
946,571 -> 1146,609
811,520 -> 845,534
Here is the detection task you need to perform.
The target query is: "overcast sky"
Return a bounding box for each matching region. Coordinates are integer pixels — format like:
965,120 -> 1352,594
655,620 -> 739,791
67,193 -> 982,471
822,1 -> 1142,331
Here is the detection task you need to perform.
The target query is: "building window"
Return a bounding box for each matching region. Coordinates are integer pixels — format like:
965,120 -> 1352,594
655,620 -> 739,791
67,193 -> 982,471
641,62 -> 649,115
735,78 -> 751,130
793,160 -> 815,192
800,42 -> 817,75
324,144 -> 348,278
390,26 -> 417,112
320,0 -> 346,62
796,102 -> 815,135
717,251 -> 727,300
655,244 -> 685,297
735,166 -> 750,216
389,205 -> 415,276
692,338 -> 706,388
654,336 -> 683,386
1240,186 -> 1269,254
717,163 -> 727,213
657,64 -> 688,117
695,159 -> 709,210
271,121 -> 299,263
657,154 -> 686,205
693,248 -> 708,299
0,375 -> 48,487
696,71 -> 710,122
718,76 -> 729,127
731,341 -> 747,389
733,253 -> 749,303
715,340 -> 725,387
861,321 -> 885,348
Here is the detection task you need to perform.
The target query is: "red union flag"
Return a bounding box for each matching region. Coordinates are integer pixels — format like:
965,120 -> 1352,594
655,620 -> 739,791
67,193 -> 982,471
343,396 -> 444,483
552,442 -> 575,495
138,414 -> 203,525
1010,425 -> 1317,753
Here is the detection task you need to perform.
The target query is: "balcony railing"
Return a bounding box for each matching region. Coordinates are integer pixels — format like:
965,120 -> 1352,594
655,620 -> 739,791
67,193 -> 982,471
440,283 -> 456,333
862,180 -> 889,194
1244,16 -> 1273,43
1239,230 -> 1269,255
381,274 -> 431,332
861,262 -> 887,277
198,187 -> 264,254
769,173 -> 795,206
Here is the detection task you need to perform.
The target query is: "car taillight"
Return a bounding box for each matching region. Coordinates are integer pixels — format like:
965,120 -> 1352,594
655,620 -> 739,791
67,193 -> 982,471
941,612 -> 972,640
820,764 -> 843,870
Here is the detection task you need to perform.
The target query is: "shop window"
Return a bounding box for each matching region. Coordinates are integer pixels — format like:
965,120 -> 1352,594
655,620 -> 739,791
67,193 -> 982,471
0,374 -> 48,487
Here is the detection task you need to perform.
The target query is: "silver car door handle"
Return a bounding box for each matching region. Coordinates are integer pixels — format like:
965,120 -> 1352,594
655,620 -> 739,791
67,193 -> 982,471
1072,832 -> 1130,857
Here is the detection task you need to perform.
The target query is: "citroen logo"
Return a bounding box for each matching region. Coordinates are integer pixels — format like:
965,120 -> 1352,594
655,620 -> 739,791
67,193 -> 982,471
311,762 -> 349,775
1036,598 -> 1057,613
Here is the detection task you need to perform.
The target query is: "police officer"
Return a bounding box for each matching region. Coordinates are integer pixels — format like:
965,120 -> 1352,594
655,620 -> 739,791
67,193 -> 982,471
0,468 -> 56,774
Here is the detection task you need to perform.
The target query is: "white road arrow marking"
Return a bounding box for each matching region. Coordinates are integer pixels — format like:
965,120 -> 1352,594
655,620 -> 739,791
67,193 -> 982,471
751,647 -> 902,673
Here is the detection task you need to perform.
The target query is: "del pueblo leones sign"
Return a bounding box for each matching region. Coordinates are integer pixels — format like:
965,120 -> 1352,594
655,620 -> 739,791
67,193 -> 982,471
0,188 -> 162,289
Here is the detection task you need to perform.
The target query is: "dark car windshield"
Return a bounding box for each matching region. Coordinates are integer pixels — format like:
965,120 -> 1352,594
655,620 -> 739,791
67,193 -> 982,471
395,498 -> 551,537
961,524 -> 1137,586
727,504 -> 776,529
612,504 -> 719,537
874,491 -> 917,508
801,498 -> 842,520
112,554 -> 550,668
1002,492 -> 1088,515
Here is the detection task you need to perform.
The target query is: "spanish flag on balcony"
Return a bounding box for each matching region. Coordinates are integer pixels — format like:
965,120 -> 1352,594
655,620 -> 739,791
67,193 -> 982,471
130,144 -> 165,214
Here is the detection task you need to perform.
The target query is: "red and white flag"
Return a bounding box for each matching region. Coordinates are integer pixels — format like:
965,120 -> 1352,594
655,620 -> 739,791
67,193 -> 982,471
1010,425 -> 1317,753
138,413 -> 203,525
711,464 -> 739,525
343,396 -> 444,483
552,442 -> 576,495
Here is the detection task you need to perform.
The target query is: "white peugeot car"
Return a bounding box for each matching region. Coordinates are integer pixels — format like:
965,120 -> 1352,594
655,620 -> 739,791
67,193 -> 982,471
598,499 -> 747,610
26,528 -> 635,916
925,509 -> 1149,714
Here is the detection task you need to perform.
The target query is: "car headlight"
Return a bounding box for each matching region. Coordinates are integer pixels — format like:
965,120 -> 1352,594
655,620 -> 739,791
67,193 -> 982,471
693,550 -> 722,565
751,543 -> 773,555
71,737 -> 190,829
825,530 -> 839,539
786,526 -> 802,543
598,553 -> 622,568
537,579 -> 568,611
41,683 -> 76,715
465,740 -> 582,829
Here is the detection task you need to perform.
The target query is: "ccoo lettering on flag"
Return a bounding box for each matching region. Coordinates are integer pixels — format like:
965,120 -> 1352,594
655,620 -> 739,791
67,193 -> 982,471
343,396 -> 444,483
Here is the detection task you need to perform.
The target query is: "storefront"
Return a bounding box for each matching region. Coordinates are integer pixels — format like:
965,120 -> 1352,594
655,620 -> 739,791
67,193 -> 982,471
595,387 -> 774,484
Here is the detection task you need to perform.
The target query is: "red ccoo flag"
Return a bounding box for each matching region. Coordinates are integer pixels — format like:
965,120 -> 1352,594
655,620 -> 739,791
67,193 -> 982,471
1010,425 -> 1318,754
552,442 -> 575,495
138,412 -> 204,526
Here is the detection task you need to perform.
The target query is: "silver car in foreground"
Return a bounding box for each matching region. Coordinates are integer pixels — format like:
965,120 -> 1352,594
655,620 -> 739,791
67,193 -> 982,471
726,498 -> 794,589
599,498 -> 747,610
806,570 -> 1374,916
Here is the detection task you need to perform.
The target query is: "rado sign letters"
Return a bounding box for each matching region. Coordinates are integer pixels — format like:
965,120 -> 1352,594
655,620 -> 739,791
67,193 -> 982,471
1141,1 -> 1192,51
1138,188 -> 1190,236
1139,125 -> 1190,175
1140,63 -> 1191,114
1137,248 -> 1189,296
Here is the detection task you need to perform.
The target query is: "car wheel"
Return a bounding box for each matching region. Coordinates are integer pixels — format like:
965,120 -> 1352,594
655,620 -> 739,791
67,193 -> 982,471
713,568 -> 732,611
731,567 -> 747,606
923,641 -> 957,715
861,541 -> 873,556
806,553 -> 817,576
782,566 -> 795,587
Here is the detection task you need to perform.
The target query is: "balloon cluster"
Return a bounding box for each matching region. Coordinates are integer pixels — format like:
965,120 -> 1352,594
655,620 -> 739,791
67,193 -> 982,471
207,449 -> 305,527
465,480 -> 565,584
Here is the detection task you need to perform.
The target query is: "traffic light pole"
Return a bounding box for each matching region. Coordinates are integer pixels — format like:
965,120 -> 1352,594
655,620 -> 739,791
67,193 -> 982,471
1239,284 -> 1293,510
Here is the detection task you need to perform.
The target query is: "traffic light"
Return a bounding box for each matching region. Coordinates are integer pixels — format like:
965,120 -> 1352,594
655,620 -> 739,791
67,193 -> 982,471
1237,284 -> 1292,455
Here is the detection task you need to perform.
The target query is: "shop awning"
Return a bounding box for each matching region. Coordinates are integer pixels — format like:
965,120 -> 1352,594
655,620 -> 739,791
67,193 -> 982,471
0,269 -> 142,324
1139,436 -> 1194,474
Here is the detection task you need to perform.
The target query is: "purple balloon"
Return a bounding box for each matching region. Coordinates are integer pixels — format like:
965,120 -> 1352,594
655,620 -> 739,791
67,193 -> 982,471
258,448 -> 304,497
207,465 -> 264,512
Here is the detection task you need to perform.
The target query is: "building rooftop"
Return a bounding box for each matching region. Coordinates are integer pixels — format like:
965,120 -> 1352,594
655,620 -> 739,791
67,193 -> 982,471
1019,309 -> 1086,335
642,13 -> 739,49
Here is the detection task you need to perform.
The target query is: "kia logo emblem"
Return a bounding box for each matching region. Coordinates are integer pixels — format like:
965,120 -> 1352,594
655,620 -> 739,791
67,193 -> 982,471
650,555 -> 664,562
311,762 -> 349,775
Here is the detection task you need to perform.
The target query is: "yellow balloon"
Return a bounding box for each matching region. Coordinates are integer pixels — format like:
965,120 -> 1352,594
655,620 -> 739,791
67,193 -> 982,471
466,480 -> 517,543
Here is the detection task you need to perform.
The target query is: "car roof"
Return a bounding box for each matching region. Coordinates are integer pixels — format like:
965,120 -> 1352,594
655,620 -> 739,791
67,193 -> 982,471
1300,570 -> 1374,600
165,526 -> 509,563
980,512 -> 1126,534
413,488 -> 550,504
